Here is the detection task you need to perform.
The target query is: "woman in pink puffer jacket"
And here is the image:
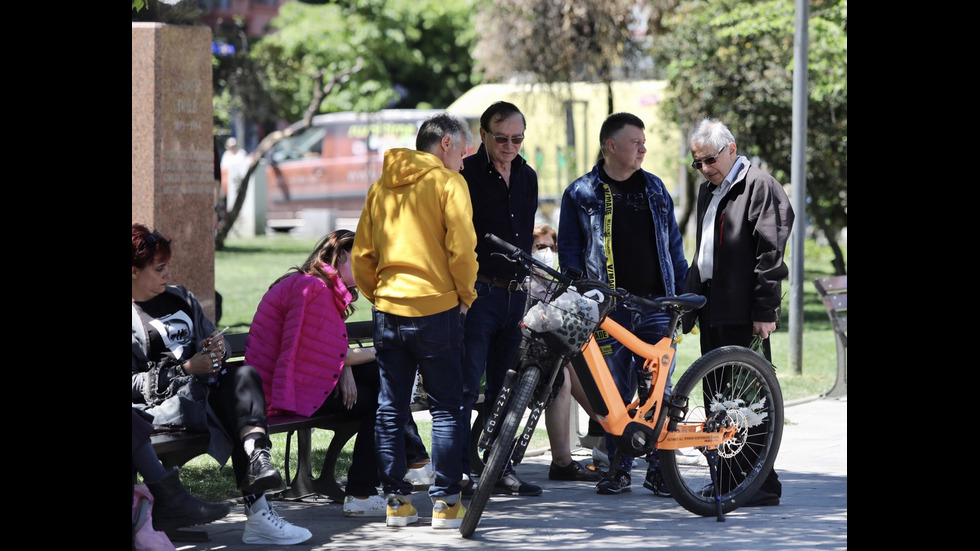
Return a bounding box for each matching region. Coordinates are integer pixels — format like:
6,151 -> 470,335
246,230 -> 386,516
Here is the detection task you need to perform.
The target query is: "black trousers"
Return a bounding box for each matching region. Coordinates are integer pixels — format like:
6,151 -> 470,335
209,363 -> 270,489
698,284 -> 781,497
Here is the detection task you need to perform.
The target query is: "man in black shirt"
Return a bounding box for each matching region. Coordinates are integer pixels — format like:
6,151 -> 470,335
460,101 -> 542,496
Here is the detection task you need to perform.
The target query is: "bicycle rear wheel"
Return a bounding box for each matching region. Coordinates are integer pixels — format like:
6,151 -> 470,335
660,345 -> 783,517
459,365 -> 540,538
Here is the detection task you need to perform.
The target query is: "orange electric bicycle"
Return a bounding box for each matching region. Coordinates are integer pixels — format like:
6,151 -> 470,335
459,233 -> 784,537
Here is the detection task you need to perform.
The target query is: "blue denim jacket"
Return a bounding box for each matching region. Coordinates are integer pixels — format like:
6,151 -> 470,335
557,160 -> 688,297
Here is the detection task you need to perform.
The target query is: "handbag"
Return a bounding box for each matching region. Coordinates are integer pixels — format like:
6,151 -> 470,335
140,362 -> 210,433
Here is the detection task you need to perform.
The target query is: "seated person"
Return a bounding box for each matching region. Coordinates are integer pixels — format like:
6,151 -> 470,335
246,230 -> 387,518
132,223 -> 311,545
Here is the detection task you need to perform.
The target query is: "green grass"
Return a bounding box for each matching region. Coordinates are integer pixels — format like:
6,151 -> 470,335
215,234 -> 372,333
179,233 -> 845,502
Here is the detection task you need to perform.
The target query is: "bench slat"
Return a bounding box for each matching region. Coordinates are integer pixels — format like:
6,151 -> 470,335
814,275 -> 847,295
821,293 -> 847,313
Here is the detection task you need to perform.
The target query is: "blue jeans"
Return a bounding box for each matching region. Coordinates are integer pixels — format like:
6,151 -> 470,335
595,302 -> 672,473
373,307 -> 467,499
461,283 -> 526,477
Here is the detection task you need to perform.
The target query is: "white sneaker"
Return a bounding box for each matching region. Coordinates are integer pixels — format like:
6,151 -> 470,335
343,495 -> 387,517
404,462 -> 435,486
242,495 -> 313,545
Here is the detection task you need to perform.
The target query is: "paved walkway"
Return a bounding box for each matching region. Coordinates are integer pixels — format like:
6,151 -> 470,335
157,396 -> 846,551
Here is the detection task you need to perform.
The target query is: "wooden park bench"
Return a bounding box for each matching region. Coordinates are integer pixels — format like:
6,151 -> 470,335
150,322 -> 375,505
813,275 -> 847,398
149,319 -> 485,512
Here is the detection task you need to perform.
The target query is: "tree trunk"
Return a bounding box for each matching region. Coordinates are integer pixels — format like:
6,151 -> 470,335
215,59 -> 364,249
810,203 -> 847,276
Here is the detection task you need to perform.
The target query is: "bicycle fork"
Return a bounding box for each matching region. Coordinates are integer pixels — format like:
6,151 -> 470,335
478,354 -> 562,465
511,359 -> 562,465
478,368 -> 516,452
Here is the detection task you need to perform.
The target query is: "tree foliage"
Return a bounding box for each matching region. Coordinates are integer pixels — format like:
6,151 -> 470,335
474,0 -> 658,85
653,0 -> 847,273
245,0 -> 478,123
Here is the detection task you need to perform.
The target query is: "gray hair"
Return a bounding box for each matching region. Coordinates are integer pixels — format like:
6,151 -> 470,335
689,118 -> 735,151
416,113 -> 472,153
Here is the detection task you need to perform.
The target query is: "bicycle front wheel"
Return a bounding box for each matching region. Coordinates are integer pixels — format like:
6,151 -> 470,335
660,345 -> 784,517
459,365 -> 540,538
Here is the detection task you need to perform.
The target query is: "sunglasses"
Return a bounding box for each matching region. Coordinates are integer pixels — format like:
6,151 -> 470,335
534,243 -> 556,251
145,231 -> 163,246
691,146 -> 726,170
489,132 -> 524,145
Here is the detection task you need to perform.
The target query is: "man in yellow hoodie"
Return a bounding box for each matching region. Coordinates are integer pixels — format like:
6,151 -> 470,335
352,113 -> 478,530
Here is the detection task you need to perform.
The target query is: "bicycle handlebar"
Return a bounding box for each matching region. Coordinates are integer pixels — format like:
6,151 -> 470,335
483,233 -> 697,314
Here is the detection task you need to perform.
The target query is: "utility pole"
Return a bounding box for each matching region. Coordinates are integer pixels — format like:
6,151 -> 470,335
788,0 -> 809,375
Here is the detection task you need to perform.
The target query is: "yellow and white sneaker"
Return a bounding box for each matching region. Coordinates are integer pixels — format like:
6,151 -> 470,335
431,497 -> 466,529
385,494 -> 419,527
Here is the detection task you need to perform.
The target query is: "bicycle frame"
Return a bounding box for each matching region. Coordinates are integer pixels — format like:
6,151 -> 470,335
573,317 -> 738,457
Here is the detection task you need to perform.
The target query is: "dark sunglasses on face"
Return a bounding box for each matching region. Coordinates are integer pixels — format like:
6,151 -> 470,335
691,146 -> 726,170
489,132 -> 524,145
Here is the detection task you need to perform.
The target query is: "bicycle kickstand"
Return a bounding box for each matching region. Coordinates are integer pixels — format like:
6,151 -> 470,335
605,448 -> 626,479
704,449 -> 725,522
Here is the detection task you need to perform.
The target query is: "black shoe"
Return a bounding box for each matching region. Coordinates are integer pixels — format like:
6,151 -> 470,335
241,448 -> 283,495
642,465 -> 671,497
699,482 -> 736,497
596,470 -> 631,494
147,468 -> 231,531
742,489 -> 780,507
492,472 -> 543,496
549,460 -> 603,482
699,484 -> 780,506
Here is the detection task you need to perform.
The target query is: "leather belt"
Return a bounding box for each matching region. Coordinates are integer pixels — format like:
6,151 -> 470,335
477,274 -> 521,292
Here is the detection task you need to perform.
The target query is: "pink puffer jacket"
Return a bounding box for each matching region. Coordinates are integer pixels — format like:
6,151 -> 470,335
245,268 -> 353,417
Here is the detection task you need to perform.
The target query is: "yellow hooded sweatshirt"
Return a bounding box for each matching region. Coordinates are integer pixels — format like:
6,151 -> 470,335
352,148 -> 479,317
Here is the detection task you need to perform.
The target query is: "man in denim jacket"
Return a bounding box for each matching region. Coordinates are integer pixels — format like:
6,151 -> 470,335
557,112 -> 688,496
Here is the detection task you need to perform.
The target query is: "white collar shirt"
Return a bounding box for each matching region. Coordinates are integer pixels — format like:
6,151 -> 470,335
697,156 -> 748,282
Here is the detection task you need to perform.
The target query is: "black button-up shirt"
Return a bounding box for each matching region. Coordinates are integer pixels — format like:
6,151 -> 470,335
461,144 -> 538,281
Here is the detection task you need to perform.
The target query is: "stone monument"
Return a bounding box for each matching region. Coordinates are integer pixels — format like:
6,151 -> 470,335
132,22 -> 217,319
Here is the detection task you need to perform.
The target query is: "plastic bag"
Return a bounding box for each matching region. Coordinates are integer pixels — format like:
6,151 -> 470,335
523,287 -> 601,350
132,484 -> 176,551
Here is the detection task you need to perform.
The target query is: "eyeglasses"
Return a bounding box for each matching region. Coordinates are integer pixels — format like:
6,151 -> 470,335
691,146 -> 727,170
489,132 -> 524,145
534,243 -> 556,251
